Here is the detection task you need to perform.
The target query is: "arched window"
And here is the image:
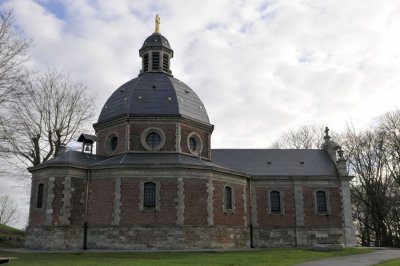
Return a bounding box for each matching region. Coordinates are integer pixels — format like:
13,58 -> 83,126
224,186 -> 233,210
316,191 -> 327,213
144,182 -> 156,208
270,191 -> 281,213
37,183 -> 44,208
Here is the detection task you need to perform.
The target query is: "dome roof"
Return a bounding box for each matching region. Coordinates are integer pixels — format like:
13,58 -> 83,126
97,72 -> 210,124
141,33 -> 172,50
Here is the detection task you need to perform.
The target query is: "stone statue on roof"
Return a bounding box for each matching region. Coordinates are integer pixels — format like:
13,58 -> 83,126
155,14 -> 160,33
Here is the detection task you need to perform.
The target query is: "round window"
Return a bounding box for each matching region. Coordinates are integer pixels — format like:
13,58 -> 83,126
187,132 -> 203,156
146,132 -> 161,149
110,136 -> 118,151
189,137 -> 197,151
140,127 -> 166,151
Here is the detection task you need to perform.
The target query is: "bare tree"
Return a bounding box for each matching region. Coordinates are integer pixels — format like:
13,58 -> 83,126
0,194 -> 19,226
1,69 -> 95,167
0,10 -> 29,106
342,115 -> 400,247
270,123 -> 327,149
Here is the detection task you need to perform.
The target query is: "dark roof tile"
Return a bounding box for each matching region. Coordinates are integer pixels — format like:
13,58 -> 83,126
211,149 -> 338,176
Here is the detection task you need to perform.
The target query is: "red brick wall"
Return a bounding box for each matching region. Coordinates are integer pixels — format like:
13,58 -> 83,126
213,180 -> 246,226
255,186 -> 295,227
184,179 -> 208,225
88,178 -> 114,225
96,123 -> 126,156
303,186 -> 343,227
70,178 -> 85,226
120,178 -> 177,225
180,124 -> 210,159
119,178 -> 139,225
29,178 -> 48,226
129,122 -> 177,152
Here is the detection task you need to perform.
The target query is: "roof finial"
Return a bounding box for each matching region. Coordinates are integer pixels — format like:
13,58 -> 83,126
155,14 -> 160,33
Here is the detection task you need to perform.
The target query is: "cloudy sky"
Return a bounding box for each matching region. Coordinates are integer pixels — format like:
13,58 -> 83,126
1,0 -> 400,228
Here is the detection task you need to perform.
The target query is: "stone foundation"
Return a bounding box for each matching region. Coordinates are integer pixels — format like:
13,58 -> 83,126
253,227 -> 346,248
253,228 -> 296,247
25,225 -> 249,250
87,225 -> 249,250
25,226 -> 83,250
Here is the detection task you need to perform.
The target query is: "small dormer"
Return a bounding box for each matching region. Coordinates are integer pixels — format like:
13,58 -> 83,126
139,15 -> 173,76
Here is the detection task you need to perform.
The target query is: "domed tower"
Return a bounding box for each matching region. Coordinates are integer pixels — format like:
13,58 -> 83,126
94,18 -> 213,160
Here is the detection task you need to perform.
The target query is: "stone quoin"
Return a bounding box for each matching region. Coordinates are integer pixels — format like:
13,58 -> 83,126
26,16 -> 356,250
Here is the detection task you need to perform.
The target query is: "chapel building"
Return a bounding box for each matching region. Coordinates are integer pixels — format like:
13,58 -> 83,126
26,18 -> 356,250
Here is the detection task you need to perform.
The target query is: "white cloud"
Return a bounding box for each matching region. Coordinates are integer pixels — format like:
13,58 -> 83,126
1,0 -> 400,226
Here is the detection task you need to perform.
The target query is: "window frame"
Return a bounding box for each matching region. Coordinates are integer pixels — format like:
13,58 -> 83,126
223,185 -> 234,213
105,132 -> 119,155
314,189 -> 330,215
143,182 -> 156,208
187,132 -> 203,156
139,180 -> 160,211
36,183 -> 44,209
269,190 -> 281,214
267,189 -> 285,215
140,127 -> 166,151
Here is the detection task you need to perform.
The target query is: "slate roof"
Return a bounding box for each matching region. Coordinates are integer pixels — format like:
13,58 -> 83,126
211,149 -> 338,176
39,150 -> 106,167
91,153 -> 219,167
141,33 -> 172,51
97,72 -> 210,125
32,149 -> 338,178
32,151 -> 223,170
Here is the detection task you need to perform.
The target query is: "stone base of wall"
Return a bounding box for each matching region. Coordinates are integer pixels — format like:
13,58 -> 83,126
26,225 -> 351,250
25,226 -> 83,250
253,227 -> 347,248
253,228 -> 296,247
25,225 -> 249,250
88,225 -> 249,250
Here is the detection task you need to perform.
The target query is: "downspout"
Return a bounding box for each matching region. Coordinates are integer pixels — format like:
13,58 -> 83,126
83,168 -> 90,250
291,176 -> 298,247
248,177 -> 254,248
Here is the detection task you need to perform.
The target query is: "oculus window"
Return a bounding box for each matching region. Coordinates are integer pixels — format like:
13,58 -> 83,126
146,132 -> 161,149
187,132 -> 203,156
141,127 -> 166,151
106,133 -> 119,154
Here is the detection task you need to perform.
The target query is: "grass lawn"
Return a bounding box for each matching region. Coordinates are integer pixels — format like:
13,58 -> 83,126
0,248 -> 371,266
375,258 -> 400,266
0,224 -> 25,248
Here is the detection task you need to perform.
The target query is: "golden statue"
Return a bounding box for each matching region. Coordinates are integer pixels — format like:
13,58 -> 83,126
155,14 -> 160,33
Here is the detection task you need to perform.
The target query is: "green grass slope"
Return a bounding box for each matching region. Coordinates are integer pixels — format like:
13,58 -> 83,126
0,248 -> 372,266
0,224 -> 25,248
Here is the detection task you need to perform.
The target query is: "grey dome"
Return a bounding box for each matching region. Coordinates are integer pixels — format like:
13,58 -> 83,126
97,72 -> 210,124
141,33 -> 172,50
